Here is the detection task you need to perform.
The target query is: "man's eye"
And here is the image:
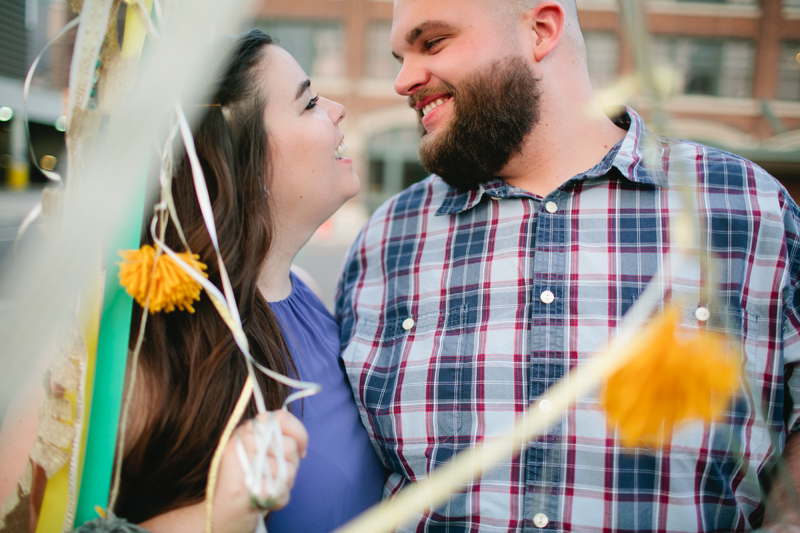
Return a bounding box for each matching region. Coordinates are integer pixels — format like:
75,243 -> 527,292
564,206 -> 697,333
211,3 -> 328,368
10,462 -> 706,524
306,95 -> 320,110
424,38 -> 444,51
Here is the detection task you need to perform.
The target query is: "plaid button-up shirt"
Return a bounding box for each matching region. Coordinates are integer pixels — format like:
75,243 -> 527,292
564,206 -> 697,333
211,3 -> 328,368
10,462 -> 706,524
335,109 -> 800,532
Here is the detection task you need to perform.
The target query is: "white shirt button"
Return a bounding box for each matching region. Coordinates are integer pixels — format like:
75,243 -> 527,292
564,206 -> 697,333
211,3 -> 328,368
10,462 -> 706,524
402,318 -> 415,330
533,513 -> 549,528
539,399 -> 553,413
545,201 -> 558,213
695,307 -> 711,322
540,290 -> 555,304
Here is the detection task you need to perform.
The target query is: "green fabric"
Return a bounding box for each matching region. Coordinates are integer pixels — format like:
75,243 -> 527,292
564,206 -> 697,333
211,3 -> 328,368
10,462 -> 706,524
74,169 -> 147,526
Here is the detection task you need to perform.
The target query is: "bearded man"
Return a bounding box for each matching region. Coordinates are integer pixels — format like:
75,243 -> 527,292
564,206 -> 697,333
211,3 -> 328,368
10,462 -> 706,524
335,0 -> 800,531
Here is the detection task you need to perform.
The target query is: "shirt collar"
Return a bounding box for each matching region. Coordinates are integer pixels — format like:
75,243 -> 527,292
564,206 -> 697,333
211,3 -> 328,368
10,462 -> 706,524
435,107 -> 668,217
610,107 -> 669,189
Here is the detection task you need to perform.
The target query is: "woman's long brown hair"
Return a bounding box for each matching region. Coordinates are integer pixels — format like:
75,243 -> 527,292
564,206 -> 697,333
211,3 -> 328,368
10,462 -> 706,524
113,31 -> 295,523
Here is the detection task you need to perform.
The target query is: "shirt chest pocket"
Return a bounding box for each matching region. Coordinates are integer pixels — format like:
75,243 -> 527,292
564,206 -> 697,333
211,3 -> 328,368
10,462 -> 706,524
345,306 -> 476,449
640,304 -> 770,458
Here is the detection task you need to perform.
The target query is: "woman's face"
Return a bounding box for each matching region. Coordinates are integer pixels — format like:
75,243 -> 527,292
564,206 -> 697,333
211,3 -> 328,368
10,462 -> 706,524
261,46 -> 360,234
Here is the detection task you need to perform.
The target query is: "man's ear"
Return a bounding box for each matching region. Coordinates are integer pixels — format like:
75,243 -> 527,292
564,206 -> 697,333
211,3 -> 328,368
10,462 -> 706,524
525,1 -> 566,62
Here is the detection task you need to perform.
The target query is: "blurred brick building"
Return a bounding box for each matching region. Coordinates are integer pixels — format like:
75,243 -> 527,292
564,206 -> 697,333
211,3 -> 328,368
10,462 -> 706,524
253,0 -> 800,205
1,0 -> 798,200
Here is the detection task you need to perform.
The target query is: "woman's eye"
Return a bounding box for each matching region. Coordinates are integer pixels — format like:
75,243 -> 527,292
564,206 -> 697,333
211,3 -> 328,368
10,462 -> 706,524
306,95 -> 320,110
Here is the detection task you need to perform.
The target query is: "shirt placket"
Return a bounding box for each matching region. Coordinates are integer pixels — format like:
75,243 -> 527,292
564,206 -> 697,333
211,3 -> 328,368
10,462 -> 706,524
523,192 -> 567,531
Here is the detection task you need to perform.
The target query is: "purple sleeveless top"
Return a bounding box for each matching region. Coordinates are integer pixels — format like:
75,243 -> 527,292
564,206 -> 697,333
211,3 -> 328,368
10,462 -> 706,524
266,272 -> 385,532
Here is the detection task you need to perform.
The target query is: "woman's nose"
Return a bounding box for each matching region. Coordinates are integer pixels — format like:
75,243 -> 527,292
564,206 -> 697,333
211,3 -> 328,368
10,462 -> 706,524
324,97 -> 346,125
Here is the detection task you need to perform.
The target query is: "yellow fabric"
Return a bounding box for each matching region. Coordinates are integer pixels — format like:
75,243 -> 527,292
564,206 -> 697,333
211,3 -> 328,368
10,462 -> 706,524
33,327 -> 87,533
73,271 -> 103,530
35,464 -> 71,533
0,322 -> 88,533
121,0 -> 154,58
34,270 -> 101,533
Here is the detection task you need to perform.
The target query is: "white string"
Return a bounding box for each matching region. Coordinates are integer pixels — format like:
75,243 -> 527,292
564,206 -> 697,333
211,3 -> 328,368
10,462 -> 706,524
15,18 -> 79,248
158,123 -> 191,252
22,17 -> 79,184
149,228 -> 321,395
174,104 -> 243,328
167,102 -> 324,511
234,415 -> 288,507
14,203 -> 42,254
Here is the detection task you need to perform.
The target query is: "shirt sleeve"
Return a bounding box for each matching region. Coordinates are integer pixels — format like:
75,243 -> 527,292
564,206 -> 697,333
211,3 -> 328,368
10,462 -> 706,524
334,226 -> 368,352
780,189 -> 800,434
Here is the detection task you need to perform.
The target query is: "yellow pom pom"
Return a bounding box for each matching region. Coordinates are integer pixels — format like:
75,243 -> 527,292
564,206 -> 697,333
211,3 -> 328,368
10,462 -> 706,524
601,306 -> 740,448
118,245 -> 209,313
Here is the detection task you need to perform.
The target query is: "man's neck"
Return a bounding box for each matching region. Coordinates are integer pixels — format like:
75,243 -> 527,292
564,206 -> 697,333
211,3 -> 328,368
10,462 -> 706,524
500,102 -> 626,197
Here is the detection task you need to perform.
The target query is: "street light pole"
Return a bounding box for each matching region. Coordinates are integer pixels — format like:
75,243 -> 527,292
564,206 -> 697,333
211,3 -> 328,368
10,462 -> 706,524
8,114 -> 29,190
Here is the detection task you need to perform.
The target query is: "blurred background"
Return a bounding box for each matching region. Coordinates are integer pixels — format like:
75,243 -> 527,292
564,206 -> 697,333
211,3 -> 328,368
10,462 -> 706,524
1,0 -> 799,309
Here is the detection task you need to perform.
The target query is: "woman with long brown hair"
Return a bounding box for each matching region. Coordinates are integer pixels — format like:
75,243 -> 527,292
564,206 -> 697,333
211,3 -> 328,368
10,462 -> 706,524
0,30 -> 384,532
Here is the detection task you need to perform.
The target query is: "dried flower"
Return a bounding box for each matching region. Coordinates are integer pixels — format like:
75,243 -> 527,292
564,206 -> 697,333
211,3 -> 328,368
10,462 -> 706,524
602,306 -> 740,447
118,245 -> 208,313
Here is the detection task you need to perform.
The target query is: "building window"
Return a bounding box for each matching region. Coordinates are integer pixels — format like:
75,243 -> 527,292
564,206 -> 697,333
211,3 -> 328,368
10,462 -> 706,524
257,20 -> 346,78
364,21 -> 401,79
365,128 -> 427,211
651,37 -> 754,98
674,0 -> 755,4
778,41 -> 800,101
584,32 -> 619,91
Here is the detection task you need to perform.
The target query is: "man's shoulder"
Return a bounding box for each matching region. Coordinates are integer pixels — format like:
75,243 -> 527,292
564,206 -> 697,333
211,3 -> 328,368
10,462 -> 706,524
337,174 -> 445,297
368,173 -> 447,224
661,136 -> 771,179
336,175 -> 446,325
660,136 -> 800,252
658,135 -> 793,201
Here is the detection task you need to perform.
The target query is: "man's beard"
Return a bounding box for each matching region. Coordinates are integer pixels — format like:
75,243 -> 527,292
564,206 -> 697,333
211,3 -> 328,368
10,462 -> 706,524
415,56 -> 541,192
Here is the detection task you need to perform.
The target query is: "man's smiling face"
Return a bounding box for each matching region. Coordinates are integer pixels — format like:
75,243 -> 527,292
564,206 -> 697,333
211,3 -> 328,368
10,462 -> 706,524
390,1 -> 518,135
390,0 -> 542,190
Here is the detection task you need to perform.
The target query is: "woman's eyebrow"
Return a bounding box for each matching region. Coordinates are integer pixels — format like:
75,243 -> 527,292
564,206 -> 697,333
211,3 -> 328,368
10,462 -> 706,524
295,79 -> 311,100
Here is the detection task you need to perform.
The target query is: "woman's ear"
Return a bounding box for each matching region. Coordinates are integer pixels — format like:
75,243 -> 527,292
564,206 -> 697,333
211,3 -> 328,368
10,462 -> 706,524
525,1 -> 566,62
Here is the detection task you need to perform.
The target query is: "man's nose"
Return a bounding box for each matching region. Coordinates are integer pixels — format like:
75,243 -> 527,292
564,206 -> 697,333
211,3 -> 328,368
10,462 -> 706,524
394,57 -> 429,97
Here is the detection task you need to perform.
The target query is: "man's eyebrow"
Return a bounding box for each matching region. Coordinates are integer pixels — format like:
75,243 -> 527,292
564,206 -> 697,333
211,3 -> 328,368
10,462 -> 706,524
405,20 -> 453,45
392,20 -> 455,61
295,79 -> 311,100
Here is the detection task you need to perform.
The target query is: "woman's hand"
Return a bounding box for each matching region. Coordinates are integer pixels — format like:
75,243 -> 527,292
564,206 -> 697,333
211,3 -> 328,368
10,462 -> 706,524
141,410 -> 308,533
216,410 -> 308,517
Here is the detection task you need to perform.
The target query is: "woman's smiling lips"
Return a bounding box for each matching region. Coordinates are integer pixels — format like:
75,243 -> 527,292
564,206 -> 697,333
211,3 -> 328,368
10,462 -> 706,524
334,137 -> 352,164
335,138 -> 347,158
